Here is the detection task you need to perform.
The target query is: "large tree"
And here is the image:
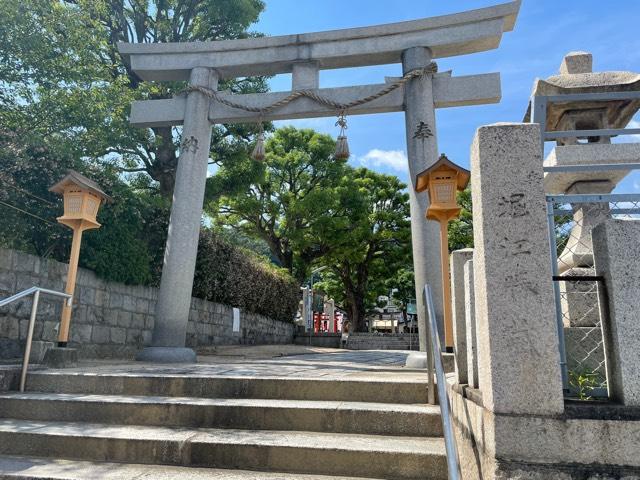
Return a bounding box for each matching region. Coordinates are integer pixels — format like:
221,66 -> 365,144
0,0 -> 267,197
205,126 -> 350,282
317,169 -> 411,332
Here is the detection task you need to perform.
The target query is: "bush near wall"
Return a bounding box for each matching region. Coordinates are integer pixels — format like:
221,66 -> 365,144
193,230 -> 300,323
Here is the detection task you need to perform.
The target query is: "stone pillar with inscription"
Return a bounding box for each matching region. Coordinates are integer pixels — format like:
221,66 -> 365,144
137,67 -> 218,363
471,122 -> 564,415
402,46 -> 444,366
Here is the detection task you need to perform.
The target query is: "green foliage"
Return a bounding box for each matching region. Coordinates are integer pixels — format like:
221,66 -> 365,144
0,126 -> 170,285
81,183 -> 170,286
1,0 -> 268,196
208,126 -> 412,331
316,169 -> 412,331
206,126 -> 349,281
0,0 -> 303,320
388,268 -> 415,312
568,369 -> 602,401
0,129 -> 75,258
193,230 -> 300,323
448,187 -> 473,251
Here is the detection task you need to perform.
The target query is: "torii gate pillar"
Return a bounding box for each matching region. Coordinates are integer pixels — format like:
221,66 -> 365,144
402,47 -> 444,355
137,67 -> 217,363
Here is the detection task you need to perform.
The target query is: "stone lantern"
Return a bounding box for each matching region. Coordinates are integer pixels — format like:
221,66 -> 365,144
50,171 -> 111,347
416,154 -> 470,349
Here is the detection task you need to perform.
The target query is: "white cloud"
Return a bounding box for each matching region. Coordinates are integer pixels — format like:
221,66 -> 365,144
358,149 -> 408,172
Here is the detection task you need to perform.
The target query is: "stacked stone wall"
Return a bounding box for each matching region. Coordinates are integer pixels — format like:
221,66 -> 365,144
0,248 -> 294,359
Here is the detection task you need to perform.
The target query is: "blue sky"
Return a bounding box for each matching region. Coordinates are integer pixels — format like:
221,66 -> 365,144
252,0 -> 640,193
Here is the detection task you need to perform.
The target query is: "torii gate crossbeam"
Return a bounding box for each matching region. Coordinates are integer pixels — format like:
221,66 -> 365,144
119,1 -> 521,363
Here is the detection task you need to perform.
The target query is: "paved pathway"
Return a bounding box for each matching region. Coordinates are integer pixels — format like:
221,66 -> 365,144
40,348 -> 426,381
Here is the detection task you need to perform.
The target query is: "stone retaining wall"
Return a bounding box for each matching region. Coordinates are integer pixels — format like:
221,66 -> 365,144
0,248 -> 295,359
293,333 -> 341,348
345,333 -> 419,351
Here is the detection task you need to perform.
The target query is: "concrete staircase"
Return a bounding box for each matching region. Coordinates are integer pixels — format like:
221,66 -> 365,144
0,370 -> 447,479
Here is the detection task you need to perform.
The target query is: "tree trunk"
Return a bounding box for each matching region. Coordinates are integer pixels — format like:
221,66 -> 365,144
344,289 -> 366,333
148,127 -> 178,198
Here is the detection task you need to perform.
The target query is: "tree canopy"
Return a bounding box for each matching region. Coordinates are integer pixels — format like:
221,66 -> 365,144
0,0 -> 267,197
206,126 -> 350,282
316,169 -> 411,331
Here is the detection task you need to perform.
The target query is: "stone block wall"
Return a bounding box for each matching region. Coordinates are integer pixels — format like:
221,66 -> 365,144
344,333 -> 419,351
293,333 -> 342,349
0,248 -> 295,359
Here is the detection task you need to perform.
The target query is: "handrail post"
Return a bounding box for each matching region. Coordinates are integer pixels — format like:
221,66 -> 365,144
20,290 -> 40,393
1,286 -> 72,393
424,284 -> 460,480
426,299 -> 436,405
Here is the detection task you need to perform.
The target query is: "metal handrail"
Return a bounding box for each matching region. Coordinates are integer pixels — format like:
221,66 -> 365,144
0,287 -> 72,392
424,284 -> 460,480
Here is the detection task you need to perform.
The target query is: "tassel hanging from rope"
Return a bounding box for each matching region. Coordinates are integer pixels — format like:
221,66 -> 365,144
334,112 -> 350,160
251,120 -> 266,161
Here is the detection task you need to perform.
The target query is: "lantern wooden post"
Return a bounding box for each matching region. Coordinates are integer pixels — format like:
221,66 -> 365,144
415,154 -> 470,349
49,171 -> 111,347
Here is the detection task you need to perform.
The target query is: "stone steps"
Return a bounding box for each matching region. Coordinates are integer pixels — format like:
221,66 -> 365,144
0,366 -> 446,479
25,371 -> 429,404
0,455 -> 384,479
0,420 -> 447,480
0,392 -> 443,437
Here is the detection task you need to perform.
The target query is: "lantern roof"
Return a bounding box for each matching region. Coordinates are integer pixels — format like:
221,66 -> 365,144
415,154 -> 470,193
49,170 -> 112,203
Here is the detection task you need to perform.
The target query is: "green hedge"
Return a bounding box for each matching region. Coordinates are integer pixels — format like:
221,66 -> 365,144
193,230 -> 300,323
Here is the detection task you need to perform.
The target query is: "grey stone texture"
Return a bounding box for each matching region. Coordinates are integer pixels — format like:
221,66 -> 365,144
130,72 -> 502,127
448,377 -> 640,480
344,333 -> 420,351
43,347 -> 78,368
543,143 -> 639,195
559,51 -> 593,75
559,267 -> 601,327
402,46 -> 444,351
293,333 -> 341,349
136,346 -> 196,363
0,352 -> 450,479
29,340 -> 53,364
0,248 -> 295,360
151,67 -> 217,351
470,122 -> 564,415
291,61 -> 319,90
118,1 -> 520,81
464,260 -> 479,388
593,219 -> 640,406
450,248 -> 473,384
558,180 -> 614,272
524,53 -> 640,134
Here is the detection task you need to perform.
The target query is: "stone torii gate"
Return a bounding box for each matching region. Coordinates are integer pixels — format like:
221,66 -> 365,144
119,1 -> 521,363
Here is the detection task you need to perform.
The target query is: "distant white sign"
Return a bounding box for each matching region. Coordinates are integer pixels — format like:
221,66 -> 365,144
232,308 -> 240,332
